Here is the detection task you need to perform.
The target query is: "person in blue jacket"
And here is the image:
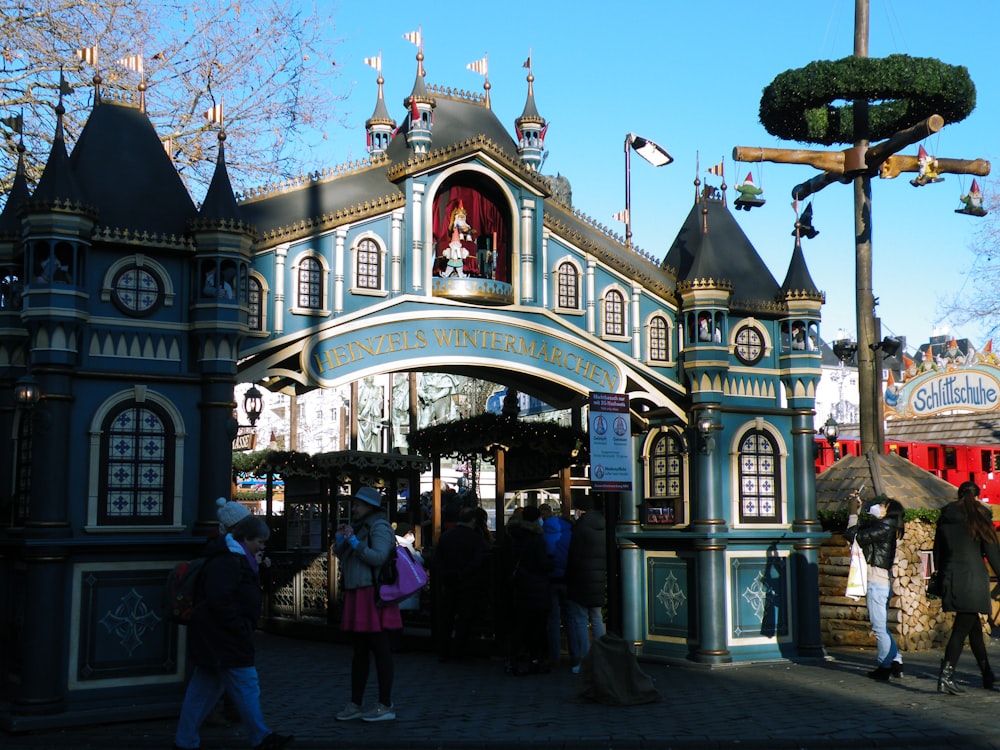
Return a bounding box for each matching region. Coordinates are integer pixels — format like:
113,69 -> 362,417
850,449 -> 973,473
541,504 -> 574,668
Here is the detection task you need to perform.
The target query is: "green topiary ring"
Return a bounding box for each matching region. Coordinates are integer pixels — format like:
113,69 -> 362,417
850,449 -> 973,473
759,54 -> 976,146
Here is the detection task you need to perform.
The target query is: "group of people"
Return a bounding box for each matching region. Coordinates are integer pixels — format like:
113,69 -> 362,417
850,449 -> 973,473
846,480 -> 1000,694
503,498 -> 607,675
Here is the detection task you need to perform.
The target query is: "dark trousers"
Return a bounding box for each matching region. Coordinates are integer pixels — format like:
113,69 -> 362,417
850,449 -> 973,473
350,630 -> 394,707
436,581 -> 478,659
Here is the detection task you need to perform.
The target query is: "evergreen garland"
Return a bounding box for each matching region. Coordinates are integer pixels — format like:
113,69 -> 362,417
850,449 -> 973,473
759,54 -> 976,146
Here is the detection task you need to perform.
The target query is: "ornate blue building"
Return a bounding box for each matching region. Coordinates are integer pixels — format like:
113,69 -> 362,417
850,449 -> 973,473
0,46 -> 824,729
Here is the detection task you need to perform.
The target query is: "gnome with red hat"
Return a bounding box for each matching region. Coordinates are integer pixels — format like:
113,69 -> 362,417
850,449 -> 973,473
957,178 -> 987,216
734,171 -> 765,211
910,144 -> 943,186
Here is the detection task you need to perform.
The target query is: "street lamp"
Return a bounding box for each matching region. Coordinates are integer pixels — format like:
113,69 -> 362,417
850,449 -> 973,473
243,384 -> 263,427
820,416 -> 840,460
13,374 -> 40,408
832,339 -> 858,362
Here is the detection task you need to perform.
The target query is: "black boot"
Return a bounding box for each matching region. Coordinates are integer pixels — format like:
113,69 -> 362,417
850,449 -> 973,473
867,665 -> 892,681
977,658 -> 997,691
938,660 -> 964,695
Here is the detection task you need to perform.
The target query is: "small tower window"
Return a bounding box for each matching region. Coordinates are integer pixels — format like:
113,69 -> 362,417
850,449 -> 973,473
248,276 -> 263,331
112,264 -> 162,316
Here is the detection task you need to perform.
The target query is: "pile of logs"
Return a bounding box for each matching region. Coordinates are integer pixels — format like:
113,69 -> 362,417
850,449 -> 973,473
819,519 -> 958,651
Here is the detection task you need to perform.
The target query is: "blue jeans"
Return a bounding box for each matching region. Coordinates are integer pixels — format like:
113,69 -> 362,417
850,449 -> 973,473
175,665 -> 271,749
566,599 -> 605,661
866,580 -> 899,667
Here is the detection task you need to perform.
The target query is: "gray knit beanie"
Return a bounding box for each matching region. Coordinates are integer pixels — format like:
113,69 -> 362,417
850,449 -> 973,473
216,497 -> 251,530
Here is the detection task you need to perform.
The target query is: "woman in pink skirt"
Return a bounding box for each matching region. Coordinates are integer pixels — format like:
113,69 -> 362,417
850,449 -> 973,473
333,486 -> 401,722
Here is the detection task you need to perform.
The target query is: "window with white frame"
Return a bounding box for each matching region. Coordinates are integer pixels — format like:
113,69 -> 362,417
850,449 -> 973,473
737,427 -> 782,524
603,289 -> 626,337
297,256 -> 323,310
355,237 -> 382,291
99,400 -> 175,525
556,261 -> 579,310
648,314 -> 670,362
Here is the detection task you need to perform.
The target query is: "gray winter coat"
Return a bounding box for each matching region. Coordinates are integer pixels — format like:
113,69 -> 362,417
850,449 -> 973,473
934,502 -> 1000,614
334,511 -> 395,590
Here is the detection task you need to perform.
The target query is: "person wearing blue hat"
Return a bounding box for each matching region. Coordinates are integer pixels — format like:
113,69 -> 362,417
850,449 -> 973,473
333,487 -> 400,722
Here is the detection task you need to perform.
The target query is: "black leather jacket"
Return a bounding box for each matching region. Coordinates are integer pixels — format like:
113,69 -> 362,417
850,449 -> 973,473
845,516 -> 899,571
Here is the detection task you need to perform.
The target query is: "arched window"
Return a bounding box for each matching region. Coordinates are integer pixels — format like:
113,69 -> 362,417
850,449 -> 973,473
738,427 -> 781,524
604,289 -> 626,337
556,261 -> 579,310
648,430 -> 684,525
297,256 -> 323,310
248,276 -> 264,332
355,238 -> 382,291
98,400 -> 175,525
648,315 -> 670,362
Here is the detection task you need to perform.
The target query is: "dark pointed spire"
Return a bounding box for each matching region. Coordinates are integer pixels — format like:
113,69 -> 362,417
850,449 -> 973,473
0,139 -> 30,239
780,236 -> 824,301
198,131 -> 241,224
31,95 -> 84,208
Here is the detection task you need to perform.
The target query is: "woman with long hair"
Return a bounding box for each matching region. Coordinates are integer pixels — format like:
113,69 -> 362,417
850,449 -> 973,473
934,481 -> 1000,694
846,494 -> 906,681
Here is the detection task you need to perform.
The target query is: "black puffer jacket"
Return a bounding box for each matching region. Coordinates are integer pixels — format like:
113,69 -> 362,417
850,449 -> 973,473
844,515 -> 899,571
934,502 -> 1000,613
566,510 -> 607,608
507,517 -> 552,610
188,533 -> 261,668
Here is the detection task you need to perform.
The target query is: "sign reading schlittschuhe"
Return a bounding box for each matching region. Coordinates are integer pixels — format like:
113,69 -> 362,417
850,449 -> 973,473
885,342 -> 1000,418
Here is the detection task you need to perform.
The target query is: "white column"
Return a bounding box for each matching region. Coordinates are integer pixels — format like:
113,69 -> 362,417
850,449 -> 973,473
334,227 -> 347,314
273,243 -> 288,335
586,256 -> 596,335
631,282 -> 642,359
391,208 -> 404,293
520,198 -> 534,303
412,182 -> 425,292
541,230 -> 550,308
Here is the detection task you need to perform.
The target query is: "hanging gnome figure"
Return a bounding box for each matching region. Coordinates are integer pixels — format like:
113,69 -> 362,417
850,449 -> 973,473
910,145 -> 943,186
734,172 -> 765,210
956,178 -> 987,216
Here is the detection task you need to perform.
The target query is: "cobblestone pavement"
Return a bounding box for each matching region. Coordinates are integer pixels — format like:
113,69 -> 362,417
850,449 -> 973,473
4,632 -> 1000,750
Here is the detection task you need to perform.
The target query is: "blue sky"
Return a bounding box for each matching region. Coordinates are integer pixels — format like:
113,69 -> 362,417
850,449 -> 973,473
311,1 -> 998,353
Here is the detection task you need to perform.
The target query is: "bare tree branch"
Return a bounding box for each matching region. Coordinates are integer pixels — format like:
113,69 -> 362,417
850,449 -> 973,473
0,0 -> 348,201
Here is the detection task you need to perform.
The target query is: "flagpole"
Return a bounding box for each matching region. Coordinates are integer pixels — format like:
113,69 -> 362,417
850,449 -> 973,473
624,134 -> 633,249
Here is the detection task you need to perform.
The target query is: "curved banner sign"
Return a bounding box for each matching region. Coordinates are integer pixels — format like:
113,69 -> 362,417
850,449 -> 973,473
303,316 -> 623,394
886,364 -> 1000,418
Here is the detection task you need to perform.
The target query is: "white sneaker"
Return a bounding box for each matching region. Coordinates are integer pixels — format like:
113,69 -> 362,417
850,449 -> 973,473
335,701 -> 363,721
362,703 -> 396,722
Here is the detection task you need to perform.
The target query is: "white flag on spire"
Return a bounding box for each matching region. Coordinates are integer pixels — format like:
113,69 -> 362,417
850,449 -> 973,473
628,134 -> 673,167
363,53 -> 382,72
402,29 -> 422,47
117,54 -> 144,75
707,161 -> 724,177
612,209 -> 629,224
75,45 -> 99,67
466,55 -> 488,77
204,100 -> 224,125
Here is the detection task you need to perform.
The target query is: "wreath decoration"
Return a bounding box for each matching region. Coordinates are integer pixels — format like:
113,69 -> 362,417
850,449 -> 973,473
759,54 -> 976,146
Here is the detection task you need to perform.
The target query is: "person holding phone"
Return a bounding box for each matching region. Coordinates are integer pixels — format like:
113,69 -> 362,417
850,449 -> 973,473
845,489 -> 906,681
